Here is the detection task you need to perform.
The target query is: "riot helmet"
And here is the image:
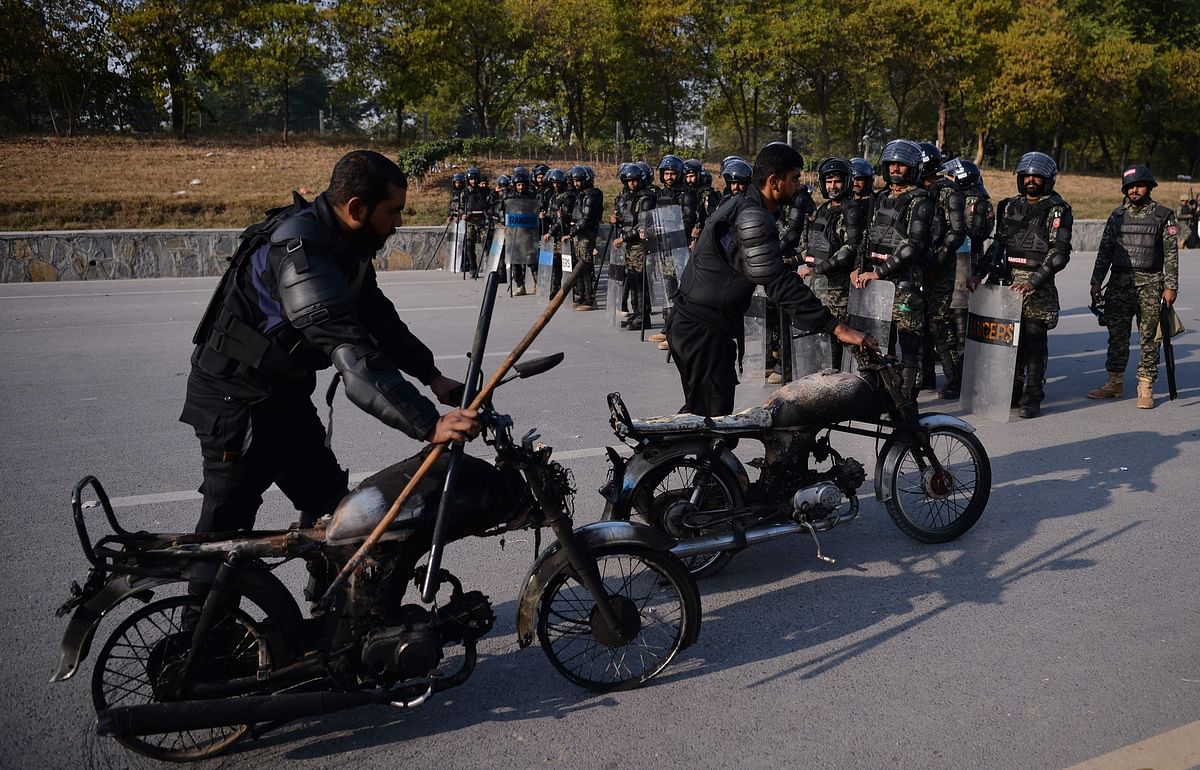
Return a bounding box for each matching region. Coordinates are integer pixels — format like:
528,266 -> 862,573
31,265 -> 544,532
683,158 -> 704,186
511,165 -> 531,184
618,163 -> 642,185
658,154 -> 685,184
465,166 -> 481,181
567,165 -> 591,187
637,161 -> 654,183
494,174 -> 511,191
917,142 -> 942,180
532,163 -> 549,177
1120,164 -> 1157,192
879,140 -> 922,186
451,172 -> 466,187
1015,151 -> 1057,196
546,168 -> 567,189
850,157 -> 875,181
940,158 -> 980,191
700,169 -> 713,188
816,155 -> 853,201
721,157 -> 752,182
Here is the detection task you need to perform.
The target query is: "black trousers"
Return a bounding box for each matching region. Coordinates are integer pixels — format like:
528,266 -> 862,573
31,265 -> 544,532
667,309 -> 738,417
184,372 -> 349,533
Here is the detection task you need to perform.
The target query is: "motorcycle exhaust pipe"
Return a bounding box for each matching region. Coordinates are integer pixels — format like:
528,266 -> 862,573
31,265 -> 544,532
670,497 -> 859,558
96,685 -> 432,738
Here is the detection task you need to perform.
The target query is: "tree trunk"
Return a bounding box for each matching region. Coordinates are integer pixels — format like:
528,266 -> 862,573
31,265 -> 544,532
936,92 -> 948,150
282,78 -> 290,145
169,69 -> 187,139
395,100 -> 404,142
974,129 -> 987,165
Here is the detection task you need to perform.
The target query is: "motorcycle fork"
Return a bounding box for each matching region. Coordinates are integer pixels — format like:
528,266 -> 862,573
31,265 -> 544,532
529,479 -> 626,635
181,552 -> 242,681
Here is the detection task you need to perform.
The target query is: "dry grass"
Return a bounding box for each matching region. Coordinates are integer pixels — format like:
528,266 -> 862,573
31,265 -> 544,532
1,135 -> 1194,230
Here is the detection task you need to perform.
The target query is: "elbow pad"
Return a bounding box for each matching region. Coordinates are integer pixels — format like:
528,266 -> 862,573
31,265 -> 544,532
279,251 -> 353,329
738,207 -> 785,284
332,344 -> 439,441
880,240 -> 919,278
823,244 -> 856,274
1030,249 -> 1070,289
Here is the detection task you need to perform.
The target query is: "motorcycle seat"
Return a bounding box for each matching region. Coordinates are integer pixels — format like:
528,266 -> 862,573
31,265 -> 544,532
629,406 -> 773,435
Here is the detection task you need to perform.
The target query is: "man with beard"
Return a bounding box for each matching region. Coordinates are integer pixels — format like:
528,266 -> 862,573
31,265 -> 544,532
1087,165 -> 1180,408
182,150 -> 479,537
612,162 -> 657,329
668,142 -> 876,416
968,151 -> 1073,418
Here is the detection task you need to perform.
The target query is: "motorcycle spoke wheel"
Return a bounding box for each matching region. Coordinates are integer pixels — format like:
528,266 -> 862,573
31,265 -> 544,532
885,426 -> 991,543
537,547 -> 697,692
635,459 -> 738,578
91,595 -> 267,762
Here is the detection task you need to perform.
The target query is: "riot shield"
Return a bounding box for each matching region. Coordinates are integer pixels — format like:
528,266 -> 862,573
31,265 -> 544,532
485,227 -> 505,275
643,204 -> 690,281
951,241 -> 971,311
504,199 -> 539,266
740,288 -> 777,387
447,221 -> 465,273
960,283 -> 1022,423
536,241 -> 555,302
560,239 -> 574,275
844,280 -> 896,374
605,260 -> 626,328
787,319 -> 834,379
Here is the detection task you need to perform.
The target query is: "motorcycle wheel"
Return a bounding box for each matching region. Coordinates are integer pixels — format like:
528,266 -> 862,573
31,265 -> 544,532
618,458 -> 742,578
536,544 -> 700,692
91,595 -> 269,761
884,425 -> 991,543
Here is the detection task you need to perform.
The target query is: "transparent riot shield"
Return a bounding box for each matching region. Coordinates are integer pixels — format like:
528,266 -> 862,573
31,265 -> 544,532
741,288 -> 776,388
844,280 -> 896,374
960,283 -> 1022,423
446,221 -> 465,273
504,199 -> 539,266
951,242 -> 971,311
644,204 -> 690,281
485,227 -> 505,275
605,258 -> 626,328
536,241 -> 555,302
787,320 -> 834,379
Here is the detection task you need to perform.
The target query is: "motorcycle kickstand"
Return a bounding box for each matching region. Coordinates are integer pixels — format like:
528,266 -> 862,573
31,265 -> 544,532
799,521 -> 836,565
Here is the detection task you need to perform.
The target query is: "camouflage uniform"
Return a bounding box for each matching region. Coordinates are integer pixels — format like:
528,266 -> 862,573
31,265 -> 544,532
862,187 -> 935,334
924,181 -> 968,390
461,185 -> 492,274
1091,199 -> 1180,383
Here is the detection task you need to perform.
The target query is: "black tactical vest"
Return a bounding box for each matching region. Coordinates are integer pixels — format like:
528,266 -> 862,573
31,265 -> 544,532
805,204 -> 843,266
463,187 -> 491,222
1111,204 -> 1171,270
866,189 -> 925,264
1003,196 -> 1061,268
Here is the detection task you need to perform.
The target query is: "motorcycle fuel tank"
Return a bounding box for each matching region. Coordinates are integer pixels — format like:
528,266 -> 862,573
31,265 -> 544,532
764,369 -> 878,428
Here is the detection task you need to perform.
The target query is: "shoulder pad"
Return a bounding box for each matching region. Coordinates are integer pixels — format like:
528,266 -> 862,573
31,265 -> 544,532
271,214 -> 332,248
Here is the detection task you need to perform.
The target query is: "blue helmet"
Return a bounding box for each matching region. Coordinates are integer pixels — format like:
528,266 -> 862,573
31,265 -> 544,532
879,140 -> 922,185
721,157 -> 752,184
816,155 -> 854,200
658,154 -> 685,182
850,158 -> 875,181
941,158 -> 980,191
917,142 -> 942,179
1015,151 -> 1057,194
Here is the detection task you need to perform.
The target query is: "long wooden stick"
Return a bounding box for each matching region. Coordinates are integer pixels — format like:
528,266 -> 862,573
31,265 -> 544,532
317,260 -> 587,610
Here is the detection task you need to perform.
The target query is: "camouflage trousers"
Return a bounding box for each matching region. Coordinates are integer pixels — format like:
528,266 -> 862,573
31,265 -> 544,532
462,221 -> 489,271
891,283 -> 925,333
924,267 -> 960,371
623,240 -> 646,272
1011,267 -> 1060,329
570,232 -> 597,304
809,272 -> 850,323
1104,272 -> 1164,383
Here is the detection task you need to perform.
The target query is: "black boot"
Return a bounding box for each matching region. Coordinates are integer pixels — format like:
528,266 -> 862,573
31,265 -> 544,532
920,343 -> 938,391
936,340 -> 961,399
1018,352 -> 1047,418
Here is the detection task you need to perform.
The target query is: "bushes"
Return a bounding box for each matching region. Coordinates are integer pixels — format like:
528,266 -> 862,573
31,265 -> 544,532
396,138 -> 463,178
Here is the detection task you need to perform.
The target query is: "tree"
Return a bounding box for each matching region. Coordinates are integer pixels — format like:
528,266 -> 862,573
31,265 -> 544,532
212,1 -> 329,143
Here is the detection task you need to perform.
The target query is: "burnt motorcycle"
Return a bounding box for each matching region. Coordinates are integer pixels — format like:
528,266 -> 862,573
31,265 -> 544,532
52,272 -> 700,762
600,348 -> 990,577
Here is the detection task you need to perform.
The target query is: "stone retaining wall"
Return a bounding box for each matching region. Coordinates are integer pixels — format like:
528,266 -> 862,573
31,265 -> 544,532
0,221 -> 1109,282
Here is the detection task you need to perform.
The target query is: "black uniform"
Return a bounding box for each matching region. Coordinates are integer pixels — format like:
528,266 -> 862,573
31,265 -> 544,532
668,185 -> 836,416
182,193 -> 445,532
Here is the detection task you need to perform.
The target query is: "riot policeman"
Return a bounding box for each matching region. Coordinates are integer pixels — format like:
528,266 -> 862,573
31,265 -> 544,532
499,167 -> 538,294
182,151 -> 477,539
566,165 -> 603,309
918,143 -> 968,398
650,155 -> 697,348
1086,165 -> 1180,408
798,156 -> 866,370
613,163 -> 657,329
850,158 -> 876,216
684,159 -> 720,241
942,158 -> 994,356
541,168 -> 574,297
446,172 -> 467,223
853,140 -> 935,399
968,151 -> 1073,418
721,157 -> 752,197
460,166 -> 491,276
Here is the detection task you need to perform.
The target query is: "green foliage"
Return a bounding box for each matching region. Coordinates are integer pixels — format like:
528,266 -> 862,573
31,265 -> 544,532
396,138 -> 463,178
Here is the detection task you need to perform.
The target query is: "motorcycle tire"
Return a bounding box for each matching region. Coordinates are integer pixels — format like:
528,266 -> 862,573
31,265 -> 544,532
612,457 -> 743,578
883,425 -> 991,543
535,544 -> 701,692
90,594 -> 269,762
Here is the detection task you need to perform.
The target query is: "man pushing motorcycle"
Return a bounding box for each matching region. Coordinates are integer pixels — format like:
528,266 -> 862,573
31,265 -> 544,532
667,142 -> 879,416
182,150 -> 480,539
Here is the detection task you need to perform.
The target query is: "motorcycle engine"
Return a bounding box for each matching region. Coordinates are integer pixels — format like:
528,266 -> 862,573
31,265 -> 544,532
361,605 -> 442,683
790,458 -> 867,519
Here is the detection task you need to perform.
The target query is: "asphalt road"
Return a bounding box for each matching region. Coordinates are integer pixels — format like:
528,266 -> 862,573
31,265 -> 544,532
1,254 -> 1198,770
